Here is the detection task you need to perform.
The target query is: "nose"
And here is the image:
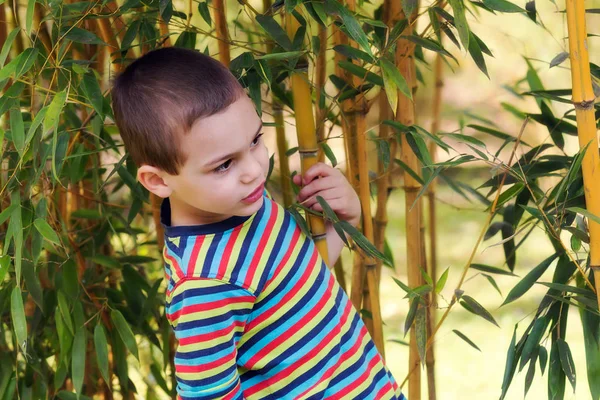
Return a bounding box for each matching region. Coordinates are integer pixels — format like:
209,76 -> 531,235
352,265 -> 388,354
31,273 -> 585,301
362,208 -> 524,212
240,153 -> 263,184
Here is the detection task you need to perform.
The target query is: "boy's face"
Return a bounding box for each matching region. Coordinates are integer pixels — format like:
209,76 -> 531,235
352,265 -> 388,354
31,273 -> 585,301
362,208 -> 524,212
160,94 -> 269,225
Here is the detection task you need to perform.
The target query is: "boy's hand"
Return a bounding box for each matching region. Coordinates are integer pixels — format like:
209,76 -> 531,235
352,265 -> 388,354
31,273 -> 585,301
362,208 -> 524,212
293,162 -> 361,227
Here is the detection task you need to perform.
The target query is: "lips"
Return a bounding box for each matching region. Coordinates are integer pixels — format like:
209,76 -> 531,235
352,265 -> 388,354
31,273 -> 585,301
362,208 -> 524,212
242,182 -> 265,203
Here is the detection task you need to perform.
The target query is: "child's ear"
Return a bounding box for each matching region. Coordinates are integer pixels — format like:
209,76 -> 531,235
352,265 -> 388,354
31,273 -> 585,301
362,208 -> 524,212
137,165 -> 173,198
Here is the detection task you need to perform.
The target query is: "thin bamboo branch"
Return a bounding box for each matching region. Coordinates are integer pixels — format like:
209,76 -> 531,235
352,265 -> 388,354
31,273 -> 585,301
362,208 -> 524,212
213,0 -> 231,67
564,0 -> 600,310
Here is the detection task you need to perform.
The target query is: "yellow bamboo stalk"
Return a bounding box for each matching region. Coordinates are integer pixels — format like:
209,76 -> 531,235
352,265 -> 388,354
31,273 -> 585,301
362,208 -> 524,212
565,0 -> 600,310
394,5 -> 424,399
285,13 -> 329,265
316,23 -> 328,163
214,0 -> 231,67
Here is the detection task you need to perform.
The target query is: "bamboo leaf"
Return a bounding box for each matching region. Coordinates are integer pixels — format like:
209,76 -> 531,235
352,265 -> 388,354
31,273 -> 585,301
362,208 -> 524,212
333,44 -> 374,63
402,0 -> 418,16
550,52 -> 569,68
579,297 -> 600,400
526,0 -> 536,21
403,35 -> 457,62
26,106 -> 48,147
111,310 -> 139,361
416,306 -> 427,365
338,60 -> 383,86
44,90 -> 67,134
64,27 -> 106,45
435,267 -> 449,293
33,218 -> 61,245
289,206 -> 311,237
556,338 -> 576,392
320,143 -> 338,167
72,327 -> 86,397
338,221 -> 390,264
394,158 -> 425,185
256,15 -> 292,51
81,72 -> 104,118
94,324 -> 110,384
404,297 -> 420,336
10,287 -> 27,355
393,277 -> 412,294
316,196 -> 338,222
447,0 -> 470,50
467,31 -> 489,78
539,345 -> 548,375
483,0 -> 526,12
198,2 -> 212,25
482,273 -> 502,296
26,0 -> 35,36
453,329 -> 481,351
519,316 -> 548,371
500,325 -> 518,400
256,51 -> 305,61
324,0 -> 374,57
549,340 -> 567,399
538,282 -> 595,298
9,108 -> 24,156
524,349 -> 537,396
0,255 -> 9,282
57,291 -> 74,335
502,254 -> 557,305
460,295 -> 500,327
566,207 -> 600,225
0,28 -> 20,68
380,58 -> 412,100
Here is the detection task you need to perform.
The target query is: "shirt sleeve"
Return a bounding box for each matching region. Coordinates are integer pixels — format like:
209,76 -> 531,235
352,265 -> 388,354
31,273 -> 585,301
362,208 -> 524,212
166,278 -> 255,400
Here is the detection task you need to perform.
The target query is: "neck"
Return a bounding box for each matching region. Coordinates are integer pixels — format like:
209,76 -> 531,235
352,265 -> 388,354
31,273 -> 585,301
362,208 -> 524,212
168,196 -> 232,227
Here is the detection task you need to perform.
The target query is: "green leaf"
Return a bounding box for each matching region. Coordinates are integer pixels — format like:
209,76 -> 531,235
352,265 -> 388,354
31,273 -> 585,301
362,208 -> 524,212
256,15 -> 292,51
447,0 -> 470,50
502,254 -> 557,305
316,196 -> 338,222
380,57 -> 412,114
324,0 -> 373,57
519,316 -> 547,370
338,220 -> 390,265
0,255 -> 10,282
403,35 -> 456,62
483,0 -> 526,12
9,108 -> 24,156
71,209 -> 103,219
81,72 -> 104,118
460,295 -> 499,327
453,329 -> 481,351
338,60 -> 383,86
72,327 -> 86,397
482,273 -> 502,296
0,28 -> 20,68
580,297 -> 600,400
10,287 -> 27,355
57,291 -> 74,335
402,0 -> 418,16
33,218 -> 61,245
415,306 -> 427,365
404,297 -> 420,335
550,52 -> 569,68
44,90 -> 67,134
393,277 -> 412,294
500,325 -> 518,400
64,27 -> 106,45
549,340 -> 566,400
94,324 -> 110,384
111,310 -> 139,361
26,0 -> 35,37
320,143 -> 338,167
435,267 -> 449,293
26,106 -> 48,147
198,2 -> 212,25
567,207 -> 600,225
539,345 -> 548,375
470,263 -> 516,276
91,255 -> 121,269
467,31 -> 489,78
333,44 -> 374,63
118,255 -> 156,264
556,338 -> 576,392
256,51 -> 305,61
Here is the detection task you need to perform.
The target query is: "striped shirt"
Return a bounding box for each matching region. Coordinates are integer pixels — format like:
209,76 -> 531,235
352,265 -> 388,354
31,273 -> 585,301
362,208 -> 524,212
161,192 -> 405,400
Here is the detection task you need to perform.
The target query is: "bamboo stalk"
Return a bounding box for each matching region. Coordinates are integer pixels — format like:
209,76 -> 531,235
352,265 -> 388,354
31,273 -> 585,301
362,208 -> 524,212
393,5 -> 424,399
316,23 -> 327,163
285,13 -> 329,265
214,0 -> 231,67
565,0 -> 600,310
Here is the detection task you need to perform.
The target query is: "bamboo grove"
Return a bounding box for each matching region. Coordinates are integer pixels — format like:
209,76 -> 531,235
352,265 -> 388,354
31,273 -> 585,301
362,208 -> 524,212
0,0 -> 599,399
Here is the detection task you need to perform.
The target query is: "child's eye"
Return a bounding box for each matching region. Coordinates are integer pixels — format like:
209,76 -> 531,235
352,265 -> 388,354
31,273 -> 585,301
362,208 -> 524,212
251,133 -> 264,147
215,159 -> 232,173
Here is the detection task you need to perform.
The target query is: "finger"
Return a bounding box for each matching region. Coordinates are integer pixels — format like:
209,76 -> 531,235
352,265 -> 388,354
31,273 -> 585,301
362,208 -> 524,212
297,176 -> 337,202
301,162 -> 335,185
292,174 -> 302,186
302,188 -> 341,209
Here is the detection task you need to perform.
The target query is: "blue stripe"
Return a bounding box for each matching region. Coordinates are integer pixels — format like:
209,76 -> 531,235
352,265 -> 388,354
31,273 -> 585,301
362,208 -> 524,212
255,210 -> 291,292
210,230 -> 232,276
175,312 -> 247,339
201,232 -> 222,276
229,204 -> 265,283
236,200 -> 272,285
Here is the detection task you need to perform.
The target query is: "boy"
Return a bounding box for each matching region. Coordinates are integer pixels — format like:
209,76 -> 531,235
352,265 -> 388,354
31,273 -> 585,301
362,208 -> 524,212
111,47 -> 404,400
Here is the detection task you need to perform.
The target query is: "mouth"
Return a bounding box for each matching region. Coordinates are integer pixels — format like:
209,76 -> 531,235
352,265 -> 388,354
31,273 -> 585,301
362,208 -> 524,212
242,181 -> 265,204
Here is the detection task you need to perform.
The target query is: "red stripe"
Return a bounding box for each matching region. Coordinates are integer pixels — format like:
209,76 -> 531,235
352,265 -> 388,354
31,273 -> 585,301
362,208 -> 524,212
375,380 -> 394,399
260,228 -> 302,292
292,301 -> 355,399
164,251 -> 185,281
178,319 -> 246,346
244,244 -> 316,332
244,251 -> 328,369
176,351 -> 236,373
327,352 -> 382,399
187,236 -> 204,277
244,206 -> 279,287
247,294 -> 353,398
168,295 -> 254,322
218,226 -> 242,280
222,380 -> 242,400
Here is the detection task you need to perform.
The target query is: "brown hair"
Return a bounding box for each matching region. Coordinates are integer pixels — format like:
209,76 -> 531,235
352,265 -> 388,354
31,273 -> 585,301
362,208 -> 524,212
111,47 -> 244,175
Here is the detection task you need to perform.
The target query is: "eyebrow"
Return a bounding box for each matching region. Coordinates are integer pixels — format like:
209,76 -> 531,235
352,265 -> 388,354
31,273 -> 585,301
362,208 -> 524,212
204,122 -> 264,167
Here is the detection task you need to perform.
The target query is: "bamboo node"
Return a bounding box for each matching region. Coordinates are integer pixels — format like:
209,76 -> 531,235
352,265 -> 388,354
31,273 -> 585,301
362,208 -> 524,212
312,233 -> 327,241
299,148 -> 319,158
574,99 -> 595,110
591,265 -> 600,271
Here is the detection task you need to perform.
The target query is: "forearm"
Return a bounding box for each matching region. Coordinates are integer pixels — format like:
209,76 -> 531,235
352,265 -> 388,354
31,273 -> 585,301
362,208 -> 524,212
325,221 -> 346,268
